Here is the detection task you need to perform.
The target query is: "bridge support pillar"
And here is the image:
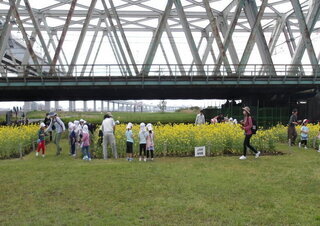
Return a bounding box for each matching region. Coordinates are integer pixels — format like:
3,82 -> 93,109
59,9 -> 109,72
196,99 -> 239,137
101,101 -> 104,112
107,101 -> 110,111
54,101 -> 59,111
23,102 -> 31,112
45,101 -> 50,112
112,102 -> 115,111
93,101 -> 97,112
83,101 -> 88,112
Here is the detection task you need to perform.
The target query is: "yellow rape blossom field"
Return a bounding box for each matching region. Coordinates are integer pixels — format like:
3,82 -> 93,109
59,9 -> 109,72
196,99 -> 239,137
0,125 -> 38,158
1,123 -> 319,159
93,123 -> 320,158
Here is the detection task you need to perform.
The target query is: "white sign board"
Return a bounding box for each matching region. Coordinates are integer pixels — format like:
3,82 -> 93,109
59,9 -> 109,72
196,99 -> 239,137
195,146 -> 206,157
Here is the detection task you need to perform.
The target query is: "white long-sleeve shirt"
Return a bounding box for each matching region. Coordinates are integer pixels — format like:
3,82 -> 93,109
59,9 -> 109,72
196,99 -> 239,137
195,113 -> 205,125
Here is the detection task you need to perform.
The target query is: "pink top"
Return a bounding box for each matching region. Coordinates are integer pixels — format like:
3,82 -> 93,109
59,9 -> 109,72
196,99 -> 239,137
146,132 -> 154,148
82,133 -> 90,147
243,116 -> 253,135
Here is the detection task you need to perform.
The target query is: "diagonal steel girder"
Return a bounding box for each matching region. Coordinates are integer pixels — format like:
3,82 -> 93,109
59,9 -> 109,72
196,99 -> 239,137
140,0 -> 173,76
24,0 -> 52,64
50,0 -> 77,74
80,18 -> 102,77
0,0 -> 21,65
9,0 -> 41,74
218,15 -> 240,67
240,0 -> 276,75
216,0 -> 244,72
166,24 -> 186,76
174,0 -> 205,76
160,41 -> 173,76
102,0 -> 132,76
238,0 -> 272,74
109,0 -> 139,76
202,0 -> 232,75
67,0 -> 97,76
289,0 -> 320,71
202,31 -> 216,64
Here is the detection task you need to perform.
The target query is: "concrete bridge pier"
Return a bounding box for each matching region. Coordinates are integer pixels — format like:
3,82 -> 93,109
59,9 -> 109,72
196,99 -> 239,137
45,101 -> 50,112
83,101 -> 88,112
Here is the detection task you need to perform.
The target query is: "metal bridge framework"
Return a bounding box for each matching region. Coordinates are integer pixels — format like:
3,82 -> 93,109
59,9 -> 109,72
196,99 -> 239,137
0,0 -> 320,110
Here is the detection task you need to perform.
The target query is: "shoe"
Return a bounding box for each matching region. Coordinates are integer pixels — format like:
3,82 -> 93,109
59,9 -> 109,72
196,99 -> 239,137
304,146 -> 308,150
151,158 -> 154,161
318,150 -> 320,153
144,158 -> 147,162
83,156 -> 88,160
255,151 -> 261,158
139,157 -> 142,161
72,154 -> 76,157
239,155 -> 247,160
298,142 -> 301,148
36,152 -> 39,157
88,158 -> 91,161
42,155 -> 45,158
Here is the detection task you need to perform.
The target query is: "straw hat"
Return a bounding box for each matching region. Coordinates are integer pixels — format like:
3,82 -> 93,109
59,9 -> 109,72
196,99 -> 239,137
242,106 -> 251,114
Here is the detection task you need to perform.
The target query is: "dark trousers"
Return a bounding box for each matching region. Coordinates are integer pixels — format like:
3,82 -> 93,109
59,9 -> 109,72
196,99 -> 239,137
139,144 -> 146,156
301,140 -> 307,146
147,149 -> 154,158
243,134 -> 257,156
71,142 -> 76,155
288,126 -> 297,145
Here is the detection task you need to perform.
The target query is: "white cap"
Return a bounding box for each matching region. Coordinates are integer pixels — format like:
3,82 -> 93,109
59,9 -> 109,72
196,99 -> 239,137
146,123 -> 153,131
40,122 -> 46,128
126,122 -> 133,129
83,125 -> 89,133
80,119 -> 85,122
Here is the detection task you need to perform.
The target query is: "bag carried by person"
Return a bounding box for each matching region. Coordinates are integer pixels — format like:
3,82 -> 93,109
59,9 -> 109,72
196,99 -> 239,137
251,117 -> 258,134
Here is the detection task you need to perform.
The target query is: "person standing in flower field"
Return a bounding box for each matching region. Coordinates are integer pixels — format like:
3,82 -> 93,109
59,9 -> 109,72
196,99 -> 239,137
139,122 -> 148,162
239,107 -> 260,160
49,112 -> 65,156
81,125 -> 91,161
288,108 -> 299,146
69,123 -> 77,157
195,110 -> 205,125
101,112 -> 118,159
36,121 -> 52,158
146,123 -> 155,161
299,119 -> 309,149
125,122 -> 134,161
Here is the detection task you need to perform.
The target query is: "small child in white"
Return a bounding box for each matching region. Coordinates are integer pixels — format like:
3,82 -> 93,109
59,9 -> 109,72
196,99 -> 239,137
299,119 -> 309,149
139,123 -> 148,162
146,123 -> 155,161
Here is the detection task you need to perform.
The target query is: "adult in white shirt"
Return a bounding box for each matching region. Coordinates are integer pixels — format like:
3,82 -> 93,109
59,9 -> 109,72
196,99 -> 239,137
101,112 -> 117,159
195,110 -> 206,125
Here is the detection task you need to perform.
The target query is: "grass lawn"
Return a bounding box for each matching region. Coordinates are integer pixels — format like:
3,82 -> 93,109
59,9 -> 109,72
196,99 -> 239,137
0,141 -> 320,225
25,111 -> 196,124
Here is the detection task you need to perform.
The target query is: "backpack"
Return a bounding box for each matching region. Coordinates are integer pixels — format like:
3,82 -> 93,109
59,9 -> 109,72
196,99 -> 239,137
251,117 -> 258,134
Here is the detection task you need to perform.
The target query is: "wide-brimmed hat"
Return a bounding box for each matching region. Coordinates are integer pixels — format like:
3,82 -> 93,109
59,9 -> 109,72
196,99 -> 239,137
126,122 -> 133,129
242,106 -> 251,114
40,122 -> 46,128
303,119 -> 308,124
106,112 -> 113,117
48,112 -> 57,117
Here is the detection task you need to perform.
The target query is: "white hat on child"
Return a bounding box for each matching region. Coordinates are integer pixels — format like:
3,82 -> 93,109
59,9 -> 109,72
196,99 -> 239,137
126,122 -> 133,129
40,122 -> 46,128
82,125 -> 89,133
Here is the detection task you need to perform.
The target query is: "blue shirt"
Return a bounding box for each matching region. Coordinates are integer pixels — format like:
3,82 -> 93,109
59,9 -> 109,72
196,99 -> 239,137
126,130 -> 133,143
301,126 -> 309,139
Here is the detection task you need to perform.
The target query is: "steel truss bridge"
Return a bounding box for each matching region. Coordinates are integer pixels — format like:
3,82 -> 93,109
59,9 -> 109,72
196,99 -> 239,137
0,0 -> 320,102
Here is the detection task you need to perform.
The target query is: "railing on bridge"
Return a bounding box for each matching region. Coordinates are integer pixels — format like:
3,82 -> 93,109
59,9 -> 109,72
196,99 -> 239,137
0,64 -> 319,78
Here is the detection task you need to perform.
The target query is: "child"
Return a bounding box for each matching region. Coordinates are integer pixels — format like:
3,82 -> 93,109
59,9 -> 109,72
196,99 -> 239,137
146,123 -> 155,161
68,122 -> 73,155
139,123 -> 148,162
36,121 -> 51,157
299,119 -> 309,149
81,125 -> 91,161
314,128 -> 320,152
69,123 -> 76,157
125,122 -> 134,161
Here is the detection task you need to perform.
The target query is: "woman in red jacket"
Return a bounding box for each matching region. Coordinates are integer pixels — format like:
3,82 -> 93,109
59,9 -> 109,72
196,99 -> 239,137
239,106 -> 260,160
